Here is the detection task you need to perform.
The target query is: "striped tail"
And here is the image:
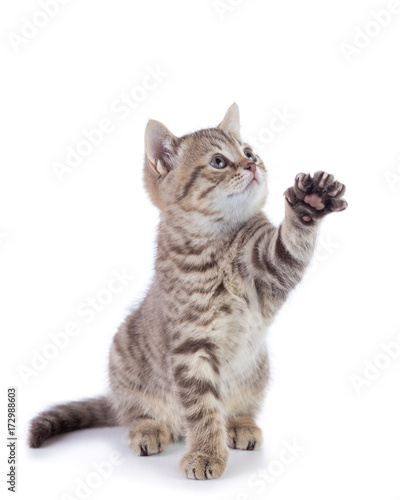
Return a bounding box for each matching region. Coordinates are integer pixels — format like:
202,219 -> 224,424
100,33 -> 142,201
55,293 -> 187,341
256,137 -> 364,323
28,396 -> 117,448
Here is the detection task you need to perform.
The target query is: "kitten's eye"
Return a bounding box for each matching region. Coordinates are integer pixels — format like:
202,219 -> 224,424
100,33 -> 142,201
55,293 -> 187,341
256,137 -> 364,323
210,155 -> 227,169
244,149 -> 256,162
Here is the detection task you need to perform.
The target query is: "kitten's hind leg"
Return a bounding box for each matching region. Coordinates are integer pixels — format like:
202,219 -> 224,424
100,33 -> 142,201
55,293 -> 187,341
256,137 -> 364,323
128,418 -> 172,456
227,416 -> 263,451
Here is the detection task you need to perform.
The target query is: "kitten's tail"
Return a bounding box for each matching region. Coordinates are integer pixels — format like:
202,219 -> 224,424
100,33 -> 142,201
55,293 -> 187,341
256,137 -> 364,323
28,396 -> 117,448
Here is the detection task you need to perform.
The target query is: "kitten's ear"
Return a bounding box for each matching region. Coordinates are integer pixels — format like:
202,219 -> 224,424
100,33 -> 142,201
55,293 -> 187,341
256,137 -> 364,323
145,120 -> 179,176
218,103 -> 241,139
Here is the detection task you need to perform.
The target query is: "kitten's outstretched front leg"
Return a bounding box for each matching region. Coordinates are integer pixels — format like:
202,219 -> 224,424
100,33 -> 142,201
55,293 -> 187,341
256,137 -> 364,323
246,171 -> 347,306
279,171 -> 347,266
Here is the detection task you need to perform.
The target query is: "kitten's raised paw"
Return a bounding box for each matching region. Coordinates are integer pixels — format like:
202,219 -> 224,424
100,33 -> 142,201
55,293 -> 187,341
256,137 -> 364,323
284,171 -> 348,222
227,417 -> 263,451
128,419 -> 171,456
179,451 -> 227,480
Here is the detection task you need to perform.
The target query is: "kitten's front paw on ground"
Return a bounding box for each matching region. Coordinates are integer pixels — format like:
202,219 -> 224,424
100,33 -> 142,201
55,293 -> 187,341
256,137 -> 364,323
179,451 -> 227,480
227,419 -> 263,450
128,421 -> 171,456
284,171 -> 348,222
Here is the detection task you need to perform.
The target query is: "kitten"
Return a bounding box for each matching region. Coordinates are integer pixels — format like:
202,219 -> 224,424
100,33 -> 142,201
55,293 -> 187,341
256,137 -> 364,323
29,104 -> 347,480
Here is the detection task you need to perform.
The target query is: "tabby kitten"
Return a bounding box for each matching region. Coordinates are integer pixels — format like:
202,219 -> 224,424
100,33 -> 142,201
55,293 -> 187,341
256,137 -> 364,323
29,104 -> 347,480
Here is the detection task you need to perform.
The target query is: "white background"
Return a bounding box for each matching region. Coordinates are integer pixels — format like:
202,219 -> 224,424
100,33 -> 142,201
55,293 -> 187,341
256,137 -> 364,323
1,0 -> 400,499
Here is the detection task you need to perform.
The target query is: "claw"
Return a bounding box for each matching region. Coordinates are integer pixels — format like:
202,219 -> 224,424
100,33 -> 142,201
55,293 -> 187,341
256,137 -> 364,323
296,173 -> 306,191
284,188 -> 294,204
328,182 -> 343,197
318,172 -> 329,188
331,199 -> 348,212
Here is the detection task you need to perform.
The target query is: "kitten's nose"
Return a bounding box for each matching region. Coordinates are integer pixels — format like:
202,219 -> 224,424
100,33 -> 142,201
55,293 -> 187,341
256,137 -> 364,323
245,162 -> 256,174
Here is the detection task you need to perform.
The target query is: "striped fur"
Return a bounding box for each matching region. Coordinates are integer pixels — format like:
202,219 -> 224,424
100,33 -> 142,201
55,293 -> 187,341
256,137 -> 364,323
29,104 -> 347,480
28,397 -> 115,448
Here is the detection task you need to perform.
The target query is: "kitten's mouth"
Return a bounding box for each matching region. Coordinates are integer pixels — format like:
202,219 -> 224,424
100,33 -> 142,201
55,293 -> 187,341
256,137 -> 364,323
247,177 -> 258,188
228,176 -> 259,197
243,178 -> 258,193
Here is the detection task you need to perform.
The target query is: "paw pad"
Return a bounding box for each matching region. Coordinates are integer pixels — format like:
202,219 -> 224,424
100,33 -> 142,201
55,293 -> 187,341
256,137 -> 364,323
285,171 -> 347,222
